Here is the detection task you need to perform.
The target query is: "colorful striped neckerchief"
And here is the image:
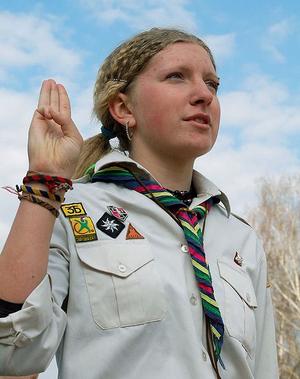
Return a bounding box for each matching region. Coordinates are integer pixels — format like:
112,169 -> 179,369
91,164 -> 225,367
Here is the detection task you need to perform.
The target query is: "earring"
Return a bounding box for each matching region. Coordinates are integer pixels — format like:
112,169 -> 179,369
125,121 -> 133,141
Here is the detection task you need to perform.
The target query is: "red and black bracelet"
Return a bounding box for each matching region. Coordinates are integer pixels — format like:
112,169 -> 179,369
23,171 -> 73,194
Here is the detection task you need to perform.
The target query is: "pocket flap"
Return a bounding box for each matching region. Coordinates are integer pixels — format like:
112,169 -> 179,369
76,241 -> 153,278
218,259 -> 257,308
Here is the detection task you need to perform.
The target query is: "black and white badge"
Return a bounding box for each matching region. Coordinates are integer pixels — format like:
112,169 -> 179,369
96,212 -> 125,238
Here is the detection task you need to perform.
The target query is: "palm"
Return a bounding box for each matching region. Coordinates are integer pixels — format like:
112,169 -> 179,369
28,80 -> 83,178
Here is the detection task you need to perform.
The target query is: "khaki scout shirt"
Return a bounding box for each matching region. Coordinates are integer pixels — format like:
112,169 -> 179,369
0,150 -> 278,378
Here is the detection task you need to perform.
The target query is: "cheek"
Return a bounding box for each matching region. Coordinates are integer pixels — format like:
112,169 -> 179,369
213,98 -> 221,121
133,90 -> 174,132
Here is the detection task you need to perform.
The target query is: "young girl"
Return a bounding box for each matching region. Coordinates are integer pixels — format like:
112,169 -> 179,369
0,28 -> 278,379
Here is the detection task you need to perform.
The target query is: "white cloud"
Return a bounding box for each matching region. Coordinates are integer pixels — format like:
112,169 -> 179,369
0,150 -> 28,249
0,88 -> 36,146
203,33 -> 235,62
81,0 -> 197,31
0,87 -> 38,249
269,19 -> 293,40
81,1 -> 235,61
261,19 -> 294,63
0,11 -> 81,80
220,74 -> 300,141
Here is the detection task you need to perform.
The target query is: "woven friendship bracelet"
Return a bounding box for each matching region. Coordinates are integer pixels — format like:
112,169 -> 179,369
24,172 -> 73,194
17,184 -> 65,203
18,193 -> 59,217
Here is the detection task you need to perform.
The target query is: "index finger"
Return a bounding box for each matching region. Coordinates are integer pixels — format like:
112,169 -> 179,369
37,79 -> 52,109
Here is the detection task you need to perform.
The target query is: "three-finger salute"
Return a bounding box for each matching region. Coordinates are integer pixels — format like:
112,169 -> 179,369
28,79 -> 83,179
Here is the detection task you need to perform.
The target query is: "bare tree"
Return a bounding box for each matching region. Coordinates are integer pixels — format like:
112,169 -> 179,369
249,175 -> 300,379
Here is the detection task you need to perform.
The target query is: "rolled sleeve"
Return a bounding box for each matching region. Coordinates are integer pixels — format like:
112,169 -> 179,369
0,216 -> 70,376
1,275 -> 53,346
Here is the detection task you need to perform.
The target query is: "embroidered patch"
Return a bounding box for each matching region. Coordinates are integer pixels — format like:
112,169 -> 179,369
96,212 -> 125,238
234,251 -> 243,267
61,202 -> 86,217
126,223 -> 144,240
69,216 -> 97,243
107,205 -> 128,222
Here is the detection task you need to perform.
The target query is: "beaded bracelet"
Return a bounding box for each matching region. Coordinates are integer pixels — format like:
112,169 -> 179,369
16,184 -> 65,203
18,193 -> 59,217
23,171 -> 73,194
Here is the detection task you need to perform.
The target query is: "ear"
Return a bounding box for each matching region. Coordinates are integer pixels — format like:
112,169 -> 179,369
108,93 -> 136,127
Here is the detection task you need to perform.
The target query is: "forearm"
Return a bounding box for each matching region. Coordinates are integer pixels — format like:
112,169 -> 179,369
0,199 -> 56,303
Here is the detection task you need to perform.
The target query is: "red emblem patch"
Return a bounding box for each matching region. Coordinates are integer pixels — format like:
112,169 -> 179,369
107,205 -> 128,222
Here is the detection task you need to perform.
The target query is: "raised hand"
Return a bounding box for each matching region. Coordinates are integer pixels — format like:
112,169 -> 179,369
28,79 -> 83,179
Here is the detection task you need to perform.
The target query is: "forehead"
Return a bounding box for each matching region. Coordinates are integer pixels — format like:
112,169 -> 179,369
144,42 -> 216,74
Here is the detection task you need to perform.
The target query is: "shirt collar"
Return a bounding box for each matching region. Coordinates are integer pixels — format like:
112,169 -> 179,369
76,149 -> 231,217
191,170 -> 231,217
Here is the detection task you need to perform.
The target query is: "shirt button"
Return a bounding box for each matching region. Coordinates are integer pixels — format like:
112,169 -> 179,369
202,350 -> 207,361
181,244 -> 189,253
118,264 -> 127,273
190,294 -> 197,305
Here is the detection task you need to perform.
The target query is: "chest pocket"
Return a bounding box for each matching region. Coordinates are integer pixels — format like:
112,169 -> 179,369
76,241 -> 167,329
218,259 -> 258,358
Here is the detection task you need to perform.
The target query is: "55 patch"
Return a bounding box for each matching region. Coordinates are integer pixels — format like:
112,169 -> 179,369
61,202 -> 86,217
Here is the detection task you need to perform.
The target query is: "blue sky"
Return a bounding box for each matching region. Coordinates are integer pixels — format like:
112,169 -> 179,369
0,2 -> 299,375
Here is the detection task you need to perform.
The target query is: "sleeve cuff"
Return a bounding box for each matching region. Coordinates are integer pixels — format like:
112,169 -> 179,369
0,275 -> 53,346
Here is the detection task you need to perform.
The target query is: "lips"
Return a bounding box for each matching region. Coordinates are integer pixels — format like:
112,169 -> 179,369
183,113 -> 211,125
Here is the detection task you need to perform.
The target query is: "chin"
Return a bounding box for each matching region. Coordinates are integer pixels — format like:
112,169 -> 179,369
185,139 -> 215,157
168,144 -> 213,162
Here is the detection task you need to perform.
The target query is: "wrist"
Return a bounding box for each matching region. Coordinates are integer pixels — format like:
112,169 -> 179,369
15,172 -> 73,218
28,164 -> 76,180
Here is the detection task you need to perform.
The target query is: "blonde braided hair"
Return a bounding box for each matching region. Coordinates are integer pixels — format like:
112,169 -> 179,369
74,28 -> 215,178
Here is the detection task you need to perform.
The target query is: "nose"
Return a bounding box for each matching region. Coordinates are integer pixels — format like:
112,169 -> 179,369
189,80 -> 214,106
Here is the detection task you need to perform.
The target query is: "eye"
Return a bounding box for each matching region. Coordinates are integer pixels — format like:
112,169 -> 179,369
166,72 -> 184,80
205,80 -> 220,94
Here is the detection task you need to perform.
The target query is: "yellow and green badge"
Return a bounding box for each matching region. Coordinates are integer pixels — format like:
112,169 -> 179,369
61,202 -> 97,242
